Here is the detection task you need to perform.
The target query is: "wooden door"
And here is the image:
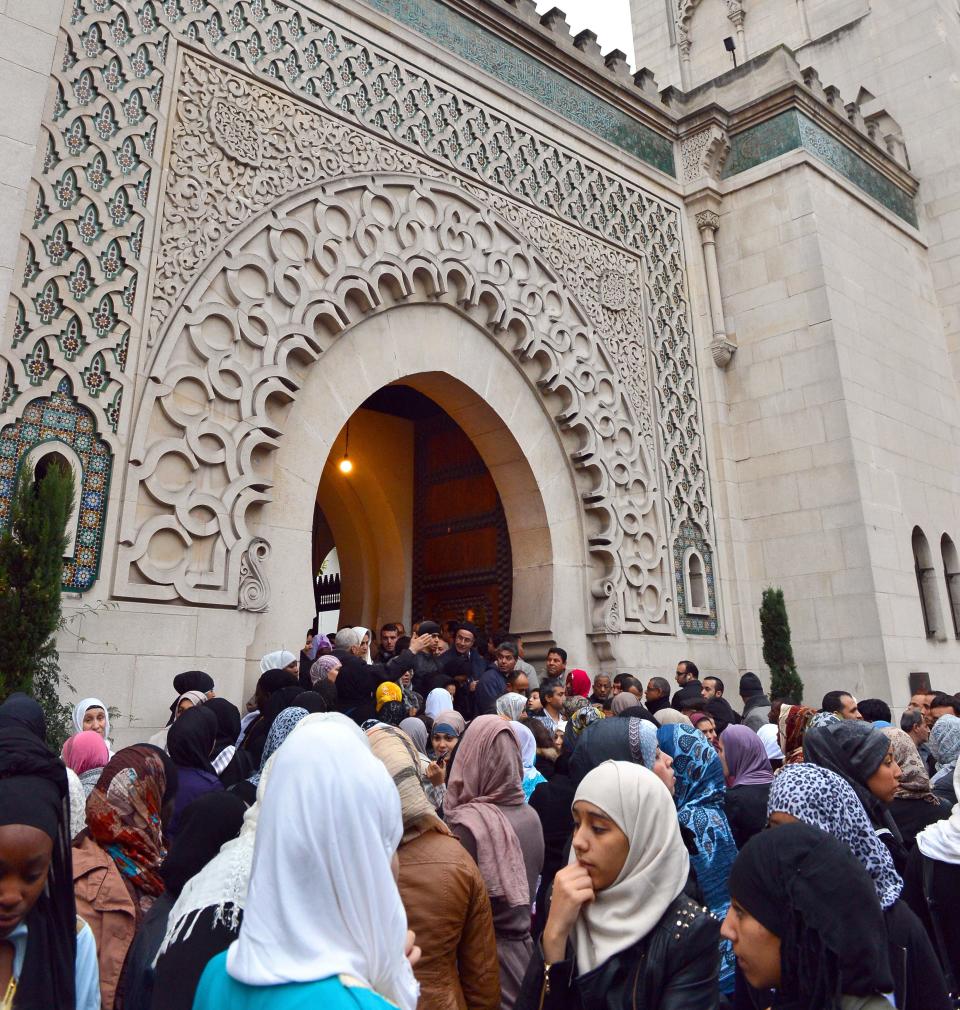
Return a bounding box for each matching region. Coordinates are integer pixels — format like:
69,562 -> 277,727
412,413 -> 512,635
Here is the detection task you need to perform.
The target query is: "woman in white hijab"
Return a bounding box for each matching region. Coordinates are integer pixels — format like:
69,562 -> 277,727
259,650 -> 298,675
351,627 -> 373,664
155,713 -> 368,1010
192,717 -> 419,1010
424,686 -> 454,721
518,760 -> 719,1009
72,696 -> 113,753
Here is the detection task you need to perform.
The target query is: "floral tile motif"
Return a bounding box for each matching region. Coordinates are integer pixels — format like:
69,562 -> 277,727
673,518 -> 718,636
722,110 -> 917,226
0,377 -> 113,593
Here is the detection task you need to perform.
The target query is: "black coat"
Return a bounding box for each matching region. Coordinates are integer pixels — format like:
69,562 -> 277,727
902,843 -> 960,992
888,796 -> 950,850
724,783 -> 771,850
516,894 -> 719,1010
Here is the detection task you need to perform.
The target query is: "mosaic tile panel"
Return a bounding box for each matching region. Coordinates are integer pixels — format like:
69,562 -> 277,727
0,377 -> 113,593
363,0 -> 675,176
722,110 -> 917,227
673,518 -> 718,636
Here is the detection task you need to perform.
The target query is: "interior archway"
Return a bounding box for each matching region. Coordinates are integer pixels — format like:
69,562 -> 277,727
246,301 -> 590,682
315,384 -> 514,637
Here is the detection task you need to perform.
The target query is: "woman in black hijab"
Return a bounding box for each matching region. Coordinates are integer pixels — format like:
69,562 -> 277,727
203,697 -> 253,788
237,670 -> 299,762
722,822 -> 895,1010
804,719 -> 908,870
164,671 -> 214,726
333,654 -> 377,725
121,791 -> 246,1010
166,706 -> 223,840
0,721 -> 100,1009
0,691 -> 46,740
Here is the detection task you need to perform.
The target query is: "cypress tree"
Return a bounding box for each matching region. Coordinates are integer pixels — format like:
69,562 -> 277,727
759,586 -> 804,704
0,459 -> 74,743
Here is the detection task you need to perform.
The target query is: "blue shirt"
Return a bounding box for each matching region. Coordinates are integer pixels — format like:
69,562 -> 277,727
3,918 -> 99,1010
193,952 -> 399,1010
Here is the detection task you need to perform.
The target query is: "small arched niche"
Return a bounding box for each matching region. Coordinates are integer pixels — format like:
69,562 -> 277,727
682,547 -> 709,616
912,527 -> 945,640
24,441 -> 84,554
941,534 -> 960,639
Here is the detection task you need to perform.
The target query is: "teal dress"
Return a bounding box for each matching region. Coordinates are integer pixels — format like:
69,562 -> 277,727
193,952 -> 398,1010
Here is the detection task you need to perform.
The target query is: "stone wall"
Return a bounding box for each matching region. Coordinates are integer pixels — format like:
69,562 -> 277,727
711,154 -> 960,705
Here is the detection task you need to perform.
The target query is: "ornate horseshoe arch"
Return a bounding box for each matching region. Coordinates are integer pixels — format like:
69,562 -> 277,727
115,172 -> 674,635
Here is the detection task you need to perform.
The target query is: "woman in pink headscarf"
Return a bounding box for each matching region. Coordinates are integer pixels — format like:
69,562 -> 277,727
444,715 -> 544,1010
62,729 -> 110,797
564,668 -> 591,699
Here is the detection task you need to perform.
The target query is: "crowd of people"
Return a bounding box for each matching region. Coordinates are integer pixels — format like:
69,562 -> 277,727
1,617 -> 960,1010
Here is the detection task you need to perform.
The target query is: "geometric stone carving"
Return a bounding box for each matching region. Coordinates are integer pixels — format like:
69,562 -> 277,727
238,536 -> 271,612
121,169 -> 673,635
681,127 -> 732,184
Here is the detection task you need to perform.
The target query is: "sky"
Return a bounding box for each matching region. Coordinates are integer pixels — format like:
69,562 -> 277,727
534,0 -> 635,67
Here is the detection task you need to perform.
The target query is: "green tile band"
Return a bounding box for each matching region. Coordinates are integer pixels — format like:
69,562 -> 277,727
723,109 -> 917,226
363,0 -> 676,176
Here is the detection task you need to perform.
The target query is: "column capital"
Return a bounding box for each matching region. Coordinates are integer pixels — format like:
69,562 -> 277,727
695,209 -> 721,232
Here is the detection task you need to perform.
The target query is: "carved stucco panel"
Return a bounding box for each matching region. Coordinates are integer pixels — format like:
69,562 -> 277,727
3,0 -> 716,631
124,173 -> 673,633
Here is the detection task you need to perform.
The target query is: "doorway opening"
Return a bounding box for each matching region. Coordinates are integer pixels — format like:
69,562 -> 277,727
311,383 -> 513,638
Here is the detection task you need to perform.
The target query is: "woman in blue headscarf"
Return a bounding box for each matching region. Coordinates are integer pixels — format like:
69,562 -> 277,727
657,722 -> 738,995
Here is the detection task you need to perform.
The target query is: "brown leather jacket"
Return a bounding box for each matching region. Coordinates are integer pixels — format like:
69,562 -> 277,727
398,827 -> 500,1010
73,834 -> 138,1010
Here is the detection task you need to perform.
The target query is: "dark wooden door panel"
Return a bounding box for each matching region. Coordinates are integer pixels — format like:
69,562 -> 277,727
412,413 -> 512,635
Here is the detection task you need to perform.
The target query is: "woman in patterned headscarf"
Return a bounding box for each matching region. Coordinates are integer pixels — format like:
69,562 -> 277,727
881,726 -> 950,849
768,764 -> 903,907
73,745 -> 176,1009
768,762 -> 951,1010
562,702 -> 606,751
230,706 -> 309,807
375,682 -> 406,727
657,723 -> 738,996
496,691 -> 528,722
930,714 -> 960,805
777,704 -> 816,764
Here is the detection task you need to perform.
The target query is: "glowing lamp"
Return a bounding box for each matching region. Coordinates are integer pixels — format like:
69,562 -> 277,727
338,421 -> 353,474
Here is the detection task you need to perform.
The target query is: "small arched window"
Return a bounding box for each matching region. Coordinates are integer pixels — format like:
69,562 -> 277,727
683,548 -> 709,616
941,535 -> 960,639
913,527 -> 945,640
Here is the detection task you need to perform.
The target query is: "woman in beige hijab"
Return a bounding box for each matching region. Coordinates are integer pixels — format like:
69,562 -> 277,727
518,760 -> 719,1009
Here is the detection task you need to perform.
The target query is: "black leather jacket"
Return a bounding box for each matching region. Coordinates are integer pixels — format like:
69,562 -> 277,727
516,894 -> 720,1010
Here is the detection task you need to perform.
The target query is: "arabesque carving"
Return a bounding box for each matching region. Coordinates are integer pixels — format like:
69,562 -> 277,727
120,170 -> 672,635
5,0 -> 716,629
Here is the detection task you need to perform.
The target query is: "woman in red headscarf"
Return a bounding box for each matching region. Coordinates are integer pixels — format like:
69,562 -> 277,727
565,669 -> 591,700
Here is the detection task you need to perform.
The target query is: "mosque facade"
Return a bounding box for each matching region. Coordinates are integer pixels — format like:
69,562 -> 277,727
0,0 -> 957,741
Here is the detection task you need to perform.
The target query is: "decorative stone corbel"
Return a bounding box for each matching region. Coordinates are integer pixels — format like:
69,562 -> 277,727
238,536 -> 271,611
694,209 -> 737,369
680,125 -> 731,184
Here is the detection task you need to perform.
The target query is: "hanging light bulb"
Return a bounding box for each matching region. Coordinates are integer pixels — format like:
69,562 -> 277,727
338,421 -> 353,474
